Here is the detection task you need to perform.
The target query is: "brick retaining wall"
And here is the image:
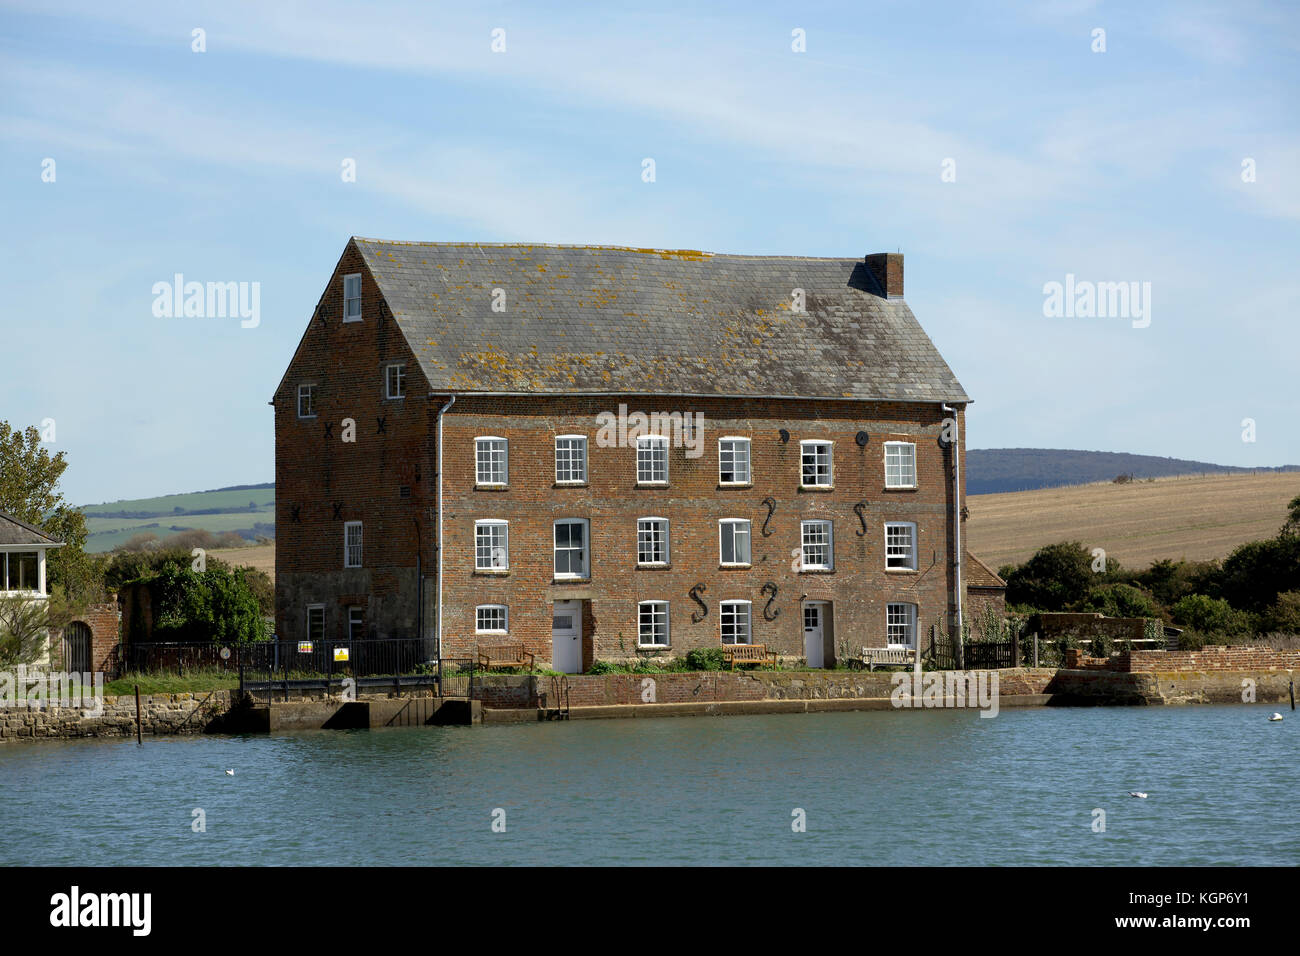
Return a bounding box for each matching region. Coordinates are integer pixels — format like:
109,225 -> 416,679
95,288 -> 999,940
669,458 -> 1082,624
1066,645 -> 1300,673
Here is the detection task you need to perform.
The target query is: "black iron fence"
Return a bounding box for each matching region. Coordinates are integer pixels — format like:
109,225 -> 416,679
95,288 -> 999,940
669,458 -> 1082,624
923,631 -> 1019,670
109,640 -> 485,699
112,638 -> 437,680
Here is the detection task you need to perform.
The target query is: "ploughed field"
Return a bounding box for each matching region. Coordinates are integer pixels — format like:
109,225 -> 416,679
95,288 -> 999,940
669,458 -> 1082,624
966,471 -> 1299,569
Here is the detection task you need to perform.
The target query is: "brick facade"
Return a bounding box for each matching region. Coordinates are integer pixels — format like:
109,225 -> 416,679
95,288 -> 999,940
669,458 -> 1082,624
59,601 -> 119,674
274,243 -> 976,670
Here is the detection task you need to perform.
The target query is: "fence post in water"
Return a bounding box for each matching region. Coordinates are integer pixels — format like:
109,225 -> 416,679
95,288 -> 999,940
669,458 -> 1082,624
134,684 -> 143,745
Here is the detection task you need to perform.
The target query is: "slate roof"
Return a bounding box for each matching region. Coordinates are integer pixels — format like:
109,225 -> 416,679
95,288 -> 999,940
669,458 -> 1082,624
353,239 -> 970,403
0,511 -> 63,547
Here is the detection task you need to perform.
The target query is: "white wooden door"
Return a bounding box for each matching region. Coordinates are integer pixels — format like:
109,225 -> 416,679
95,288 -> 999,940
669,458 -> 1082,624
552,600 -> 583,673
803,602 -> 825,668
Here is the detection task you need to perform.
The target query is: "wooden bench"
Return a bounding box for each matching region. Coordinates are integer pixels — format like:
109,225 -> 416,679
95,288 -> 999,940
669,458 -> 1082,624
859,647 -> 916,671
722,643 -> 778,670
477,644 -> 535,670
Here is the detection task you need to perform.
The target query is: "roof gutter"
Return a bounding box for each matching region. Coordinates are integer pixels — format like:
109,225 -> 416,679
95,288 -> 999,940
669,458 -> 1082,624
426,389 -> 971,404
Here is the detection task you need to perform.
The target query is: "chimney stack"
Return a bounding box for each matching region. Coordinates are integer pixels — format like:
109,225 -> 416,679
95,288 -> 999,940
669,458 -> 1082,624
865,252 -> 904,298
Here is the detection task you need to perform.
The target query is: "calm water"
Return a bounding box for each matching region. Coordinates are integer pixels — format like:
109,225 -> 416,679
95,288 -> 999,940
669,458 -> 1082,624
2,705 -> 1296,866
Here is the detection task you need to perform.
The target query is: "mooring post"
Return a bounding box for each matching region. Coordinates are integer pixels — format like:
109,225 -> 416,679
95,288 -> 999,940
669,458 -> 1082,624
134,684 -> 143,745
1290,671 -> 1295,711
1033,633 -> 1039,669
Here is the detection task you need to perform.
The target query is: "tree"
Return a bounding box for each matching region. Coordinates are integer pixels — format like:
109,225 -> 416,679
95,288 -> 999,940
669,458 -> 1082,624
0,421 -> 99,601
1170,594 -> 1252,636
1003,541 -> 1098,611
1081,582 -> 1160,619
0,590 -> 76,668
1282,494 -> 1300,538
129,559 -> 269,644
1217,535 -> 1300,614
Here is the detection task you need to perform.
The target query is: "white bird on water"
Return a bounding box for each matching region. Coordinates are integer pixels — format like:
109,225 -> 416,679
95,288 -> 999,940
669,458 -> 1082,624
1129,791 -> 1149,799
1269,713 -> 1284,721
225,769 -> 235,776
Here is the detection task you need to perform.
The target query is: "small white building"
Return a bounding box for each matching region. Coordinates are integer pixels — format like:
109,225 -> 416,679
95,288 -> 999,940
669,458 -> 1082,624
0,511 -> 62,598
0,511 -> 64,666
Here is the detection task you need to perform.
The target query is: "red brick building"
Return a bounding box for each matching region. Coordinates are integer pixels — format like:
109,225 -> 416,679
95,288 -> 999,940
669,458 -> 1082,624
273,238 -> 997,671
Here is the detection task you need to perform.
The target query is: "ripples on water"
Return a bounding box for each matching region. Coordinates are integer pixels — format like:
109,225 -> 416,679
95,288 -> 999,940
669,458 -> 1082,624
2,705 -> 1296,866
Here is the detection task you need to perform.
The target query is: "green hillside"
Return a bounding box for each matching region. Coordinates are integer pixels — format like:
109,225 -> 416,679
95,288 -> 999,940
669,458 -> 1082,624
81,483 -> 275,553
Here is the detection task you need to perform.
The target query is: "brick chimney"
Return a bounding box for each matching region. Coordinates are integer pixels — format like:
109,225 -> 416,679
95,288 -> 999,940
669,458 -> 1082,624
865,252 -> 903,298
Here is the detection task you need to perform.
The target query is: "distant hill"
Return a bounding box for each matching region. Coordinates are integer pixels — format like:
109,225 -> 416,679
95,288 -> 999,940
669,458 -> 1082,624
80,482 -> 274,553
77,448 -> 1300,553
966,471 -> 1300,569
967,449 -> 1300,495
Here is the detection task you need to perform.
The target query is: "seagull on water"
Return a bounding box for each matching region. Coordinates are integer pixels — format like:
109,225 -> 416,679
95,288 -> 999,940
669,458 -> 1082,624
1128,791 -> 1149,799
1269,713 -> 1284,721
225,769 -> 235,776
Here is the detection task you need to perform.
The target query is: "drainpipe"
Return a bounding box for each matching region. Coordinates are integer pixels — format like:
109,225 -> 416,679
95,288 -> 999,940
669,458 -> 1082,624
434,395 -> 456,664
942,402 -> 964,668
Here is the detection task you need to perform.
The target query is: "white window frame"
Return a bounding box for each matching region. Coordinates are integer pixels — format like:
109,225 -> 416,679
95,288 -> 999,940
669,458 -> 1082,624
885,521 -> 918,571
800,440 -> 833,488
720,600 -> 752,645
636,517 -> 670,566
885,441 -> 917,489
554,518 -> 590,580
800,519 -> 834,571
297,383 -> 317,419
385,363 -> 406,399
348,605 -> 365,641
2,551 -> 45,593
475,604 -> 509,634
343,521 -> 362,568
887,602 -> 918,649
475,437 -> 508,486
636,435 -> 668,484
343,273 -> 362,323
306,604 -> 325,642
718,436 -> 752,485
555,435 -> 588,484
474,520 -> 509,571
719,518 -> 752,566
638,600 -> 670,648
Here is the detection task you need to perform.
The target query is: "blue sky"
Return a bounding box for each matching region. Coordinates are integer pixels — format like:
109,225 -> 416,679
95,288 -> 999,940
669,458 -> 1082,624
2,0 -> 1297,506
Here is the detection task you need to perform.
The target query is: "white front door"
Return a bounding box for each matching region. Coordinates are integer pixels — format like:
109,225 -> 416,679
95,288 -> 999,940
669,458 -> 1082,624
803,602 -> 825,668
552,600 -> 583,673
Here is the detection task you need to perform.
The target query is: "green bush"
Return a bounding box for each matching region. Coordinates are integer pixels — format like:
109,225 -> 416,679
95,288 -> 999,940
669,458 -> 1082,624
684,647 -> 726,671
1082,583 -> 1160,619
587,659 -> 618,675
1261,591 -> 1300,634
1004,542 -> 1109,612
134,561 -> 269,644
1171,594 -> 1252,637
